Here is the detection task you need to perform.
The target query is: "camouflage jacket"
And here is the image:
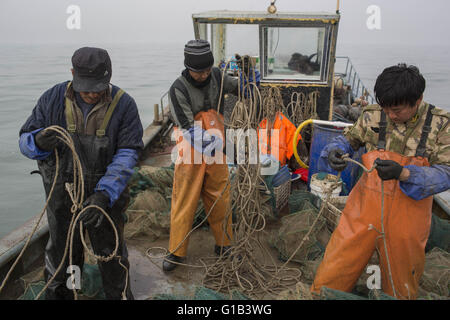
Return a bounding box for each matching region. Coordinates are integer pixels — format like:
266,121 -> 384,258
344,101 -> 450,166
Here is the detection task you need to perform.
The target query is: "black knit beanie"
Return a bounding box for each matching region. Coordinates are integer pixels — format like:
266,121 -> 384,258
184,39 -> 214,72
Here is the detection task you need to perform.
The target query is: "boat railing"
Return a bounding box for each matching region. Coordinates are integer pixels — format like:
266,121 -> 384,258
160,91 -> 169,117
335,56 -> 375,105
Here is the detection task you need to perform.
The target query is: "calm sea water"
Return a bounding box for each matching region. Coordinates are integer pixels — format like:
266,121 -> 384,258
0,42 -> 449,238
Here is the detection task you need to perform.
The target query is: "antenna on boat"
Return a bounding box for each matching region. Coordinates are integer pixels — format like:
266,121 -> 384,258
336,0 -> 340,14
267,0 -> 277,14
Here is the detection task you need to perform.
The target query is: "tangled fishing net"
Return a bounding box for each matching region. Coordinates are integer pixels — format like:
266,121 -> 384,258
124,165 -> 206,241
18,263 -> 106,300
419,247 -> 450,299
269,203 -> 330,263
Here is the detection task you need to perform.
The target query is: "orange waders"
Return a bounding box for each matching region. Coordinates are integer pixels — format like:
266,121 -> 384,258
169,109 -> 233,257
311,108 -> 435,299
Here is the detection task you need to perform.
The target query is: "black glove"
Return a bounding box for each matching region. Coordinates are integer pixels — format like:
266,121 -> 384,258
35,129 -> 59,152
80,191 -> 110,228
374,158 -> 403,181
328,148 -> 347,171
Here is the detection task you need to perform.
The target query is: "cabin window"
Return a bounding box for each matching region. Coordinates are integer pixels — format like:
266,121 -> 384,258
204,23 -> 260,75
261,26 -> 329,82
224,24 -> 259,69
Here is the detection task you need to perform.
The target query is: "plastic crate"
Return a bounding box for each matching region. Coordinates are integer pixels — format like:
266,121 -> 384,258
273,179 -> 291,211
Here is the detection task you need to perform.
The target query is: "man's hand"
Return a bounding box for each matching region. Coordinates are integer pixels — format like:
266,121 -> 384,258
35,129 -> 59,151
374,158 -> 404,181
328,148 -> 347,171
185,127 -> 223,156
80,191 -> 110,228
203,133 -> 223,157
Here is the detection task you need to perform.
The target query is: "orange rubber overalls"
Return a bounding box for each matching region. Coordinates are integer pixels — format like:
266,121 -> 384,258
169,109 -> 233,257
311,107 -> 435,299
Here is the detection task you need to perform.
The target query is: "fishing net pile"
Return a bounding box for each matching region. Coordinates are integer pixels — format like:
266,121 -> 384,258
418,247 -> 450,299
268,190 -> 346,300
124,165 -> 206,241
268,189 -> 450,300
426,214 -> 450,253
18,262 -> 105,300
269,189 -> 348,264
269,191 -> 332,264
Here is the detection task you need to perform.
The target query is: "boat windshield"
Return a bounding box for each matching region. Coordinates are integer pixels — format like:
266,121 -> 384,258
263,26 -> 326,81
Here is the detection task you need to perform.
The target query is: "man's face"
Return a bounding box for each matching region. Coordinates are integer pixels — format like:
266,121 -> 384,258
79,91 -> 104,104
71,68 -> 105,104
188,68 -> 212,83
382,99 -> 421,124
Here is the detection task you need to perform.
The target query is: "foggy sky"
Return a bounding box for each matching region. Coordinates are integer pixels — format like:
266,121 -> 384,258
0,0 -> 449,46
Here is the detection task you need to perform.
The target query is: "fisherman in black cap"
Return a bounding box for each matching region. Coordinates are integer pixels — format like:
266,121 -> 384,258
19,47 -> 143,299
163,39 -> 260,271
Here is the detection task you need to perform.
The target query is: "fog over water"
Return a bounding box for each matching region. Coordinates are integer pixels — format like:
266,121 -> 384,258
0,1 -> 449,237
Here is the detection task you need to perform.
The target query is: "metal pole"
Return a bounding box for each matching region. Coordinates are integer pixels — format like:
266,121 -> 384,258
348,64 -> 353,84
344,57 -> 349,77
153,104 -> 161,124
352,71 -> 357,96
356,79 -> 361,99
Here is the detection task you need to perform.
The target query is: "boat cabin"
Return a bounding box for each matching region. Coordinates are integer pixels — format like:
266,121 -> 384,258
192,10 -> 341,120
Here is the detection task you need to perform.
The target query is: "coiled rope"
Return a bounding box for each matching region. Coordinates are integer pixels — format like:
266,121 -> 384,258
200,66 -> 304,298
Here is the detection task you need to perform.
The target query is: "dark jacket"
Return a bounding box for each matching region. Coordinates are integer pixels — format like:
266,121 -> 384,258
20,81 -> 143,152
19,81 -> 143,205
169,67 -> 238,129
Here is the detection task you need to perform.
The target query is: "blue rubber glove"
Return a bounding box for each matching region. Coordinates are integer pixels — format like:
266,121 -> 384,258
185,126 -> 223,156
203,135 -> 223,157
318,135 -> 354,174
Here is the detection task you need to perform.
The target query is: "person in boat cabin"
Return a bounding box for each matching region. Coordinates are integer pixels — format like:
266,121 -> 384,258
163,39 -> 261,271
311,63 -> 450,299
19,47 -> 142,299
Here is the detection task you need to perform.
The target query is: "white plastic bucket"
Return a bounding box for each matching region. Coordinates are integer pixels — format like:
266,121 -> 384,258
310,173 -> 342,199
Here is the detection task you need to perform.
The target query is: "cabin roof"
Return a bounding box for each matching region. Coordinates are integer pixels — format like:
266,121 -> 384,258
192,10 -> 340,24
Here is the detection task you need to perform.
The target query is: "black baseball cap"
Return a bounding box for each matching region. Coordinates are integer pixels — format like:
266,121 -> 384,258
71,47 -> 112,92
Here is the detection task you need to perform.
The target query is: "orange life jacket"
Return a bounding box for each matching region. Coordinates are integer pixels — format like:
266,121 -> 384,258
258,111 -> 301,166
